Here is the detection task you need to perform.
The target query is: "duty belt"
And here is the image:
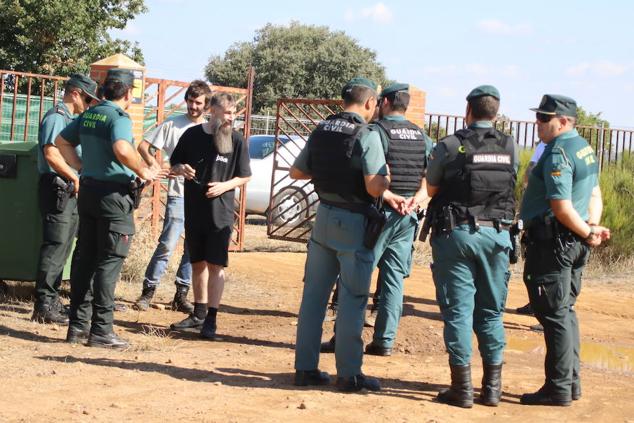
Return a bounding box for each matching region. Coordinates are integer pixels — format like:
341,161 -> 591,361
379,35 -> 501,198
81,177 -> 129,192
455,218 -> 511,232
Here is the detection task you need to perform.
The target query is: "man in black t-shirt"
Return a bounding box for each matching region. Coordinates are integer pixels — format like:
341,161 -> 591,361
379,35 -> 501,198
168,93 -> 252,339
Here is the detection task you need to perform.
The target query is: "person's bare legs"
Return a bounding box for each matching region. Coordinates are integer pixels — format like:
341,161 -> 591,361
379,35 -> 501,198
191,261 -> 209,304
207,263 -> 225,308
201,263 -> 225,339
169,261 -> 208,330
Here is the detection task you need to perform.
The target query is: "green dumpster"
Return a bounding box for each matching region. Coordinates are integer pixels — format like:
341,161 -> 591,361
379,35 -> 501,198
0,142 -> 73,281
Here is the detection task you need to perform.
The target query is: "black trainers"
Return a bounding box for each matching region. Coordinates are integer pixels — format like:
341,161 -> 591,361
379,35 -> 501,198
200,316 -> 217,340
66,326 -> 90,344
336,374 -> 381,392
364,342 -> 392,356
87,332 -> 129,349
170,314 -> 204,330
294,369 -> 331,386
516,303 -> 534,315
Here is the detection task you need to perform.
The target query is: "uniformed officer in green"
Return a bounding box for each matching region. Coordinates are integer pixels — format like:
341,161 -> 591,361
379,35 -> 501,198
54,69 -> 163,348
364,83 -> 431,356
32,74 -> 99,324
426,85 -> 518,408
520,94 -> 610,406
291,77 -> 390,392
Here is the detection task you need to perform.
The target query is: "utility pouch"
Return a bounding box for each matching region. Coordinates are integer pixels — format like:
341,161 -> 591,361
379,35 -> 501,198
435,205 -> 456,235
363,203 -> 387,249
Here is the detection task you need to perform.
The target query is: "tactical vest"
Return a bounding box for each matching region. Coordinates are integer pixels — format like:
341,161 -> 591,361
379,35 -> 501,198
376,119 -> 427,195
307,112 -> 372,203
430,127 -> 516,221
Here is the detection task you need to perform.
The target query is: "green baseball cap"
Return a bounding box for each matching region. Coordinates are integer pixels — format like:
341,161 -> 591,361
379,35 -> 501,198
67,73 -> 99,101
105,69 -> 135,86
380,83 -> 409,99
530,94 -> 577,117
341,77 -> 378,98
466,85 -> 500,101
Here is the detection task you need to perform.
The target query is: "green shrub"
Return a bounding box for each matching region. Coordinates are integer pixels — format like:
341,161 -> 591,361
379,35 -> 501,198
596,156 -> 634,260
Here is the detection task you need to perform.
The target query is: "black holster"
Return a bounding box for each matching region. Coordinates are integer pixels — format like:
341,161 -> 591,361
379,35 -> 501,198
509,219 -> 523,264
40,173 -> 74,213
363,203 -> 387,249
128,178 -> 146,209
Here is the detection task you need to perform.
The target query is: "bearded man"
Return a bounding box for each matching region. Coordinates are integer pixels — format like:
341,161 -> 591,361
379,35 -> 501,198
168,93 -> 252,339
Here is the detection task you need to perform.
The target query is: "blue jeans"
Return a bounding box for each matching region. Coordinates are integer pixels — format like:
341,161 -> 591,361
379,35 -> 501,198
143,196 -> 192,287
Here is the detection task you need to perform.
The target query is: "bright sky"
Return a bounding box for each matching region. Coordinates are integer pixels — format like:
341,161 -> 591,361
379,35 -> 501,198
113,0 -> 634,127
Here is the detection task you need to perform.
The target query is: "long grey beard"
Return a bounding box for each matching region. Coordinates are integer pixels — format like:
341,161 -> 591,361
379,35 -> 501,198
211,118 -> 233,155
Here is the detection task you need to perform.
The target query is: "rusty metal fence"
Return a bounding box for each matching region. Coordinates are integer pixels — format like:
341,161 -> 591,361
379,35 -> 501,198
0,70 -> 67,142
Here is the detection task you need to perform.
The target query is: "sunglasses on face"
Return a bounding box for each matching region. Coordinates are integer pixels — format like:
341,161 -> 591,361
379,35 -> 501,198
536,112 -> 555,123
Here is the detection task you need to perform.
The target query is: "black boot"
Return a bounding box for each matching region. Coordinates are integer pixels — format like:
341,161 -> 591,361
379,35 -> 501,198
172,284 -> 194,314
480,363 -> 503,406
31,302 -> 68,324
320,335 -> 336,353
133,284 -> 156,311
520,385 -> 571,406
437,364 -> 473,408
66,326 -> 90,344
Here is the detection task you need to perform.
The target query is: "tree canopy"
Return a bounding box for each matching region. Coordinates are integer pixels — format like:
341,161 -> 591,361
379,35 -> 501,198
576,106 -> 610,128
205,22 -> 389,113
0,0 -> 146,76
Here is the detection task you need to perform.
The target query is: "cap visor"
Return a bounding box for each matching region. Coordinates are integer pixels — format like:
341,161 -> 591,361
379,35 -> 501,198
85,92 -> 100,102
529,108 -> 556,114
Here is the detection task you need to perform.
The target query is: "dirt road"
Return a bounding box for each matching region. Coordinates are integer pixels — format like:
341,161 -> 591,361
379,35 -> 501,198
1,246 -> 633,422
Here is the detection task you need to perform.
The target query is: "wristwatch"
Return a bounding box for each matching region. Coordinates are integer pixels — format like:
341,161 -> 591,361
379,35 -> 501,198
584,225 -> 597,241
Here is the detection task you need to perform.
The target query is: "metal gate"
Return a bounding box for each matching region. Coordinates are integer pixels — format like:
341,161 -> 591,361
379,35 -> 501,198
142,67 -> 255,251
266,98 -> 342,243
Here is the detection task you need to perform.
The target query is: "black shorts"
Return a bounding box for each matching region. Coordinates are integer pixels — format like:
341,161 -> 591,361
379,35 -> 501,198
185,224 -> 232,266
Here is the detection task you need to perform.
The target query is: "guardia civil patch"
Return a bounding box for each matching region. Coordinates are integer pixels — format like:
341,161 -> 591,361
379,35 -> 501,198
472,154 -> 511,164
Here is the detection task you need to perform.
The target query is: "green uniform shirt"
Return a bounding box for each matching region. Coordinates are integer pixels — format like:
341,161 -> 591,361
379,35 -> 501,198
426,121 -> 519,186
520,129 -> 598,222
293,112 -> 388,203
60,100 -> 135,184
37,102 -> 82,174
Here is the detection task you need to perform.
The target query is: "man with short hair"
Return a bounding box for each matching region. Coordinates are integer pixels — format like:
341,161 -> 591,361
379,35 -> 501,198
520,94 -> 610,406
364,82 -> 431,356
426,85 -> 518,408
291,77 -> 390,392
168,93 -> 251,339
54,69 -> 164,348
134,80 -> 211,313
32,73 -> 99,324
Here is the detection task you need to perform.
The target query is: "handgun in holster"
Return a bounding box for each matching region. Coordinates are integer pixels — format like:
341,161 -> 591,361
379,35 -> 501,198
363,199 -> 387,249
509,219 -> 523,264
50,175 -> 75,212
128,178 -> 147,209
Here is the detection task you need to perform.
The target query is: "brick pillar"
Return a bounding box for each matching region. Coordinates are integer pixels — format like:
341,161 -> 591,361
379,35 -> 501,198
405,85 -> 426,129
89,54 -> 146,145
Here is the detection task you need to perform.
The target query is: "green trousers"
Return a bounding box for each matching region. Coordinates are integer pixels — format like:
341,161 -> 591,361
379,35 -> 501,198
69,183 -> 134,335
371,207 -> 417,348
295,203 -> 375,378
431,224 -> 512,366
35,178 -> 78,309
523,235 -> 589,398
